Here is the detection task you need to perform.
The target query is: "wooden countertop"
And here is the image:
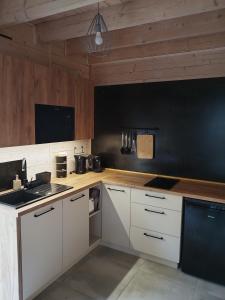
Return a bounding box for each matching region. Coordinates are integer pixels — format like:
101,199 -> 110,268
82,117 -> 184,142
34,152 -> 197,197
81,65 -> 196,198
1,169 -> 225,216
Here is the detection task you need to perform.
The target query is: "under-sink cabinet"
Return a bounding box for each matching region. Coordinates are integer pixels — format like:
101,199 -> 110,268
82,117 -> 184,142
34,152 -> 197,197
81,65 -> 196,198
21,201 -> 63,300
20,189 -> 90,300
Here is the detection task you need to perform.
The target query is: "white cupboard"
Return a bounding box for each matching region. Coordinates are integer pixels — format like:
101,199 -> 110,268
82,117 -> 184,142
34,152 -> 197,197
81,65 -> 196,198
21,201 -> 63,300
130,188 -> 182,263
102,184 -> 131,249
62,190 -> 89,270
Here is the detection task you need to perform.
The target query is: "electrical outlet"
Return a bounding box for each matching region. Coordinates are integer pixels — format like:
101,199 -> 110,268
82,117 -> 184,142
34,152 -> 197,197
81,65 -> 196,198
74,144 -> 85,154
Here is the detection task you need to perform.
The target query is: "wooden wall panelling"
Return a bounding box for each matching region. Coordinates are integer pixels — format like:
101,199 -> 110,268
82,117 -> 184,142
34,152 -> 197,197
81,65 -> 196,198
1,55 -> 35,147
0,53 -> 4,147
89,32 -> 225,65
75,77 -> 94,140
0,23 -> 89,79
0,36 -> 89,79
91,48 -> 225,86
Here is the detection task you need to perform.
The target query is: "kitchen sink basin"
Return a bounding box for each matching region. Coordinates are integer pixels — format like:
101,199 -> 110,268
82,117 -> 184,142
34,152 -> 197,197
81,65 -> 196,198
0,183 -> 73,209
0,189 -> 42,208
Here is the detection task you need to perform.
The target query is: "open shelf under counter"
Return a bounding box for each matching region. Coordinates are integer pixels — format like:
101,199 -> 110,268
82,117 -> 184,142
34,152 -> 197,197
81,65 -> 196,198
89,210 -> 101,218
89,234 -> 101,247
89,184 -> 102,249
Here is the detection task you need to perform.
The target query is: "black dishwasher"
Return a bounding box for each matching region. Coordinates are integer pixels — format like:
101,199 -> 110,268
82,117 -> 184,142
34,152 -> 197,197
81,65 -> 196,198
181,197 -> 225,285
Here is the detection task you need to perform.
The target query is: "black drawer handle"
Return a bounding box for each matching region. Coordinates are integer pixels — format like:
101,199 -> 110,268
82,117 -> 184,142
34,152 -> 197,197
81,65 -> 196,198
145,194 -> 166,200
70,194 -> 85,202
108,188 -> 125,193
144,232 -> 164,240
144,208 -> 165,215
34,207 -> 55,218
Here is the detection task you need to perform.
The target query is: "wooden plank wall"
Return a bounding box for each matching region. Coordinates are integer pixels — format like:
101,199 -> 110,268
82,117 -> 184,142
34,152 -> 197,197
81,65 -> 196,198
0,24 -> 88,78
91,48 -> 225,86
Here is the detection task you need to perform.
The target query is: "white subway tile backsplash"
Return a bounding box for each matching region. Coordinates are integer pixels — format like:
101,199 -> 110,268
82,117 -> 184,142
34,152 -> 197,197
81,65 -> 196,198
0,140 -> 91,180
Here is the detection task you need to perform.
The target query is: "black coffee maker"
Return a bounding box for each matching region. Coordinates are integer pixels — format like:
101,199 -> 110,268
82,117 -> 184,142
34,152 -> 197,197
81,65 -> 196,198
88,155 -> 103,173
74,155 -> 87,174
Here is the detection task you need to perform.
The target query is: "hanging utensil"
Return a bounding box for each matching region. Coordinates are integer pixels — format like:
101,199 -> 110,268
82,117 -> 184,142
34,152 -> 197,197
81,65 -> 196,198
131,130 -> 136,153
120,131 -> 125,154
127,130 -> 132,154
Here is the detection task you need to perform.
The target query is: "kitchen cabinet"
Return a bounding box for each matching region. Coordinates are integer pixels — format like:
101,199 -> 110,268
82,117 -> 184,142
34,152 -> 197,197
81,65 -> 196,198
75,77 -> 94,140
62,190 -> 89,271
21,201 -> 63,300
50,65 -> 75,107
0,53 -> 94,147
33,63 -> 51,105
0,55 -> 35,147
102,184 -> 131,249
130,188 -> 182,263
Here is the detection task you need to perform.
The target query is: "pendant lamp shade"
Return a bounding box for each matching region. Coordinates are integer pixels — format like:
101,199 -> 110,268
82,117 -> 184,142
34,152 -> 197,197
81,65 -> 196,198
87,4 -> 109,54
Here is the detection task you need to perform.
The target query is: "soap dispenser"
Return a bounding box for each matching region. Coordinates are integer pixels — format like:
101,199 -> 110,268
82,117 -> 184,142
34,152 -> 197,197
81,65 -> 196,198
13,174 -> 22,191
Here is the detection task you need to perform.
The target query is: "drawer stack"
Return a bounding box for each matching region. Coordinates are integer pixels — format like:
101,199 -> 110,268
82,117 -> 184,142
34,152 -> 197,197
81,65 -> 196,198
130,188 -> 182,263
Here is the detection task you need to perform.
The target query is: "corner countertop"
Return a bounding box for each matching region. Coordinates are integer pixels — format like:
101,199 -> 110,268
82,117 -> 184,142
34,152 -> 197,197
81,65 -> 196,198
1,169 -> 225,216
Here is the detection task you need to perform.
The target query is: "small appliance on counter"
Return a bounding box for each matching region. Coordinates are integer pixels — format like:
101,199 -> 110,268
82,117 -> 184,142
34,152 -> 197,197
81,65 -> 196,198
56,152 -> 67,178
88,155 -> 103,173
74,155 -> 87,174
36,171 -> 51,184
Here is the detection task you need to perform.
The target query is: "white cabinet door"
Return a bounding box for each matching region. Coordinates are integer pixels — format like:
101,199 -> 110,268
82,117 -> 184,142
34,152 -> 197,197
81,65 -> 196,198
102,184 -> 130,249
21,201 -> 62,300
63,190 -> 89,270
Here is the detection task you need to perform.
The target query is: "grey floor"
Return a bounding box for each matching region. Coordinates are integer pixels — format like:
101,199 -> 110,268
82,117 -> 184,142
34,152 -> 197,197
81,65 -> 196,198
35,246 -> 225,300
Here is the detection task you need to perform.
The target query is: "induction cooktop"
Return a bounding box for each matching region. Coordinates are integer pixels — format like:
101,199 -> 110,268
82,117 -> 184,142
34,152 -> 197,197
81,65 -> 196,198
144,177 -> 179,190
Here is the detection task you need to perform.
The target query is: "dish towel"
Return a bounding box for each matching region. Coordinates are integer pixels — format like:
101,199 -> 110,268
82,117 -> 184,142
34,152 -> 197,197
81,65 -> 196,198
137,134 -> 154,159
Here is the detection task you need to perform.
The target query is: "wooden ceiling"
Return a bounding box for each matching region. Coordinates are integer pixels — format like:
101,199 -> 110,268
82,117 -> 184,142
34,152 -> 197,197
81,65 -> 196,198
0,0 -> 225,85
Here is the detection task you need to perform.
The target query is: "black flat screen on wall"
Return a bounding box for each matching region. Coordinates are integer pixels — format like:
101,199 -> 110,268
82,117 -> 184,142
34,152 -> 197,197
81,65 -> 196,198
35,104 -> 75,144
92,77 -> 225,183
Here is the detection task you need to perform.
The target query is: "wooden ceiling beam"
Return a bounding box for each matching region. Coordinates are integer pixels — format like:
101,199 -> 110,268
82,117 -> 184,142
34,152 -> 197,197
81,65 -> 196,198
36,0 -> 225,42
67,9 -> 225,55
88,32 -> 225,65
0,0 -> 105,27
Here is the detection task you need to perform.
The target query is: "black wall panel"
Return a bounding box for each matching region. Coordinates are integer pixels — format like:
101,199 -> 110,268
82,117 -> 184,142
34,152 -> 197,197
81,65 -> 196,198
92,78 -> 225,182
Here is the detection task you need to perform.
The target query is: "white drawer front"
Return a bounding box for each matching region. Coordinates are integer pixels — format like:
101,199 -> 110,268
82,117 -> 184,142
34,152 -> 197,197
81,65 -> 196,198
131,203 -> 181,237
130,226 -> 180,263
131,188 -> 182,211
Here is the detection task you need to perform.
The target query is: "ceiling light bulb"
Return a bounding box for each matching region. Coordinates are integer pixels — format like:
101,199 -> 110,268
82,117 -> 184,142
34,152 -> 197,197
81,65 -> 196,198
95,31 -> 103,46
